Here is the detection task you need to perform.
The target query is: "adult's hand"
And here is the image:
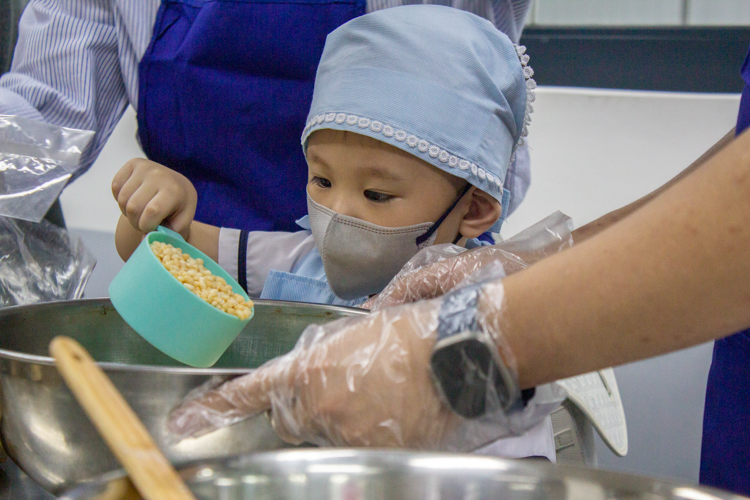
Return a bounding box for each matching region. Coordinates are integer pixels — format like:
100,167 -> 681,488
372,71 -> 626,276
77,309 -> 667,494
168,300 -> 461,448
362,244 -> 516,310
365,211 -> 573,310
168,282 -> 565,450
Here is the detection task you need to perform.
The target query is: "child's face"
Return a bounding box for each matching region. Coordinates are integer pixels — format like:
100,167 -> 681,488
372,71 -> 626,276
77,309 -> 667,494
306,130 -> 469,244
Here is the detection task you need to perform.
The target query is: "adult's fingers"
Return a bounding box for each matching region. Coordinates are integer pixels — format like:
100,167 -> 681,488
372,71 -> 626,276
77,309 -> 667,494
167,366 -> 274,440
220,368 -> 273,414
268,408 -> 308,446
369,263 -> 453,310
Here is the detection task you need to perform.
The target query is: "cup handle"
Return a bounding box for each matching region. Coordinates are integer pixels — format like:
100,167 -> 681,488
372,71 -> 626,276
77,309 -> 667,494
156,225 -> 185,241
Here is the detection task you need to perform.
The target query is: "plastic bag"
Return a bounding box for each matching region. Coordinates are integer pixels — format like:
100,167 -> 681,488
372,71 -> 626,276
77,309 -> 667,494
0,217 -> 96,307
0,115 -> 94,222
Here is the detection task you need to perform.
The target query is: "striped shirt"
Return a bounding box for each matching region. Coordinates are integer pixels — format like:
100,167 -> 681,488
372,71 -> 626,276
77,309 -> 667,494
0,0 -> 532,183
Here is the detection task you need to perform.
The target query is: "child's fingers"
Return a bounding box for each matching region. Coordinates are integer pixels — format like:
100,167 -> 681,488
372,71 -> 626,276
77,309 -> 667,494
137,189 -> 182,234
114,170 -> 147,217
111,158 -> 142,200
165,199 -> 196,240
122,183 -> 159,232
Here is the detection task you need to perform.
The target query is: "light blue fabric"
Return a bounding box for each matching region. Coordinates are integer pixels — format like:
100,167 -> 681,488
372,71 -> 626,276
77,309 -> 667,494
260,246 -> 367,307
296,215 -> 312,230
301,5 -> 531,231
260,218 -> 490,305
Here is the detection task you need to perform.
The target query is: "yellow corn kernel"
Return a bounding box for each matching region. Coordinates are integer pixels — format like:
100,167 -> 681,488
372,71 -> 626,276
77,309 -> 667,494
151,241 -> 253,319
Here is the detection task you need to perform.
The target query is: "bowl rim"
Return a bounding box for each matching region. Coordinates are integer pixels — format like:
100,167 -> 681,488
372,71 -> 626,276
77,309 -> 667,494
58,448 -> 745,500
0,298 -> 367,375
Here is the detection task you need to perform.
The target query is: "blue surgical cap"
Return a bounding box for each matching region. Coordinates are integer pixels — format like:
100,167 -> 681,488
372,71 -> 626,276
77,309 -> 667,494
301,5 -> 535,231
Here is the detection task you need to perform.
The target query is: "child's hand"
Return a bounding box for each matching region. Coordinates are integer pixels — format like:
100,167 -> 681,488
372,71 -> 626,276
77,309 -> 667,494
112,158 -> 197,239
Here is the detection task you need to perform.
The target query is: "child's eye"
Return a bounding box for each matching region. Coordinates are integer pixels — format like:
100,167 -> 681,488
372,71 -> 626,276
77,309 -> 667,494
310,176 -> 331,188
364,190 -> 394,203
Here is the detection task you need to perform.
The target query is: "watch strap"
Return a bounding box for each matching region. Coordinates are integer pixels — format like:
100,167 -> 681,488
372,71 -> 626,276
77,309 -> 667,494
433,283 -> 530,418
436,284 -> 481,342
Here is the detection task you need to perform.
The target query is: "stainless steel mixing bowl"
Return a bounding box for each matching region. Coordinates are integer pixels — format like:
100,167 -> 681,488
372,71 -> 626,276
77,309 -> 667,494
0,299 -> 366,494
59,449 -> 748,500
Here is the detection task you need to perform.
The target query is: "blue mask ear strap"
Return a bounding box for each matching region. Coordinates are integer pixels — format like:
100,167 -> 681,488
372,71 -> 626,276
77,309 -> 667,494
416,182 -> 472,247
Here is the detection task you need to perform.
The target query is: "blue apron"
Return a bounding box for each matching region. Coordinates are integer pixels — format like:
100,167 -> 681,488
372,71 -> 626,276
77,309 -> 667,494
137,0 -> 366,232
699,44 -> 750,497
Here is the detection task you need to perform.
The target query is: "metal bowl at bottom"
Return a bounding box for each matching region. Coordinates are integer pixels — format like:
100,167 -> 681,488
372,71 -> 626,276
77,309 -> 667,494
59,449 -> 748,500
0,299 -> 366,493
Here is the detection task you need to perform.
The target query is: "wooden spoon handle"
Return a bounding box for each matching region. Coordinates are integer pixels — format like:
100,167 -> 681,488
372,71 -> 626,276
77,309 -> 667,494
50,336 -> 196,500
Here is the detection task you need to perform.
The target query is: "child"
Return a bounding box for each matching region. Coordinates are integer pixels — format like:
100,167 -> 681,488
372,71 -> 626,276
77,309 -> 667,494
113,5 -> 550,459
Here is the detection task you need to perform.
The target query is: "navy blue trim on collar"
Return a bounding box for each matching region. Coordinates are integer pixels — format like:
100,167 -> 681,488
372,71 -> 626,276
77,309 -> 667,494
238,229 -> 249,293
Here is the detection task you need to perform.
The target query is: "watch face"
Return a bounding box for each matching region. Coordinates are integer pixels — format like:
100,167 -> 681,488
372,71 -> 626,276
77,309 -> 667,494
431,336 -> 511,419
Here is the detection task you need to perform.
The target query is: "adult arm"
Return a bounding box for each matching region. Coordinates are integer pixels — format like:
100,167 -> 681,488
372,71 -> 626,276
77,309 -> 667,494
503,126 -> 750,388
571,126 -> 736,243
0,0 -> 130,176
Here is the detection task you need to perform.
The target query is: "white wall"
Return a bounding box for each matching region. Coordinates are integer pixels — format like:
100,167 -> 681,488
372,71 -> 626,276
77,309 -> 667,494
503,88 -> 739,236
60,107 -> 143,235
60,88 -> 741,484
528,0 -> 750,26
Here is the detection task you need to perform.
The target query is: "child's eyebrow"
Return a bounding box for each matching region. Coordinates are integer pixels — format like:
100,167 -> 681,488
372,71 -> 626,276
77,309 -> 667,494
307,151 -> 331,170
362,166 -> 403,182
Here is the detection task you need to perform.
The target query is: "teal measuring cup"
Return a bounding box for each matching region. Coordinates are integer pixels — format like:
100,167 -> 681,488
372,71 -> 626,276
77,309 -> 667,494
108,226 -> 253,367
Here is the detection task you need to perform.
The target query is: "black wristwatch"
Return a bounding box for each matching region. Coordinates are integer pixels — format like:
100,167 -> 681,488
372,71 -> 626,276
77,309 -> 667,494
430,284 -> 534,419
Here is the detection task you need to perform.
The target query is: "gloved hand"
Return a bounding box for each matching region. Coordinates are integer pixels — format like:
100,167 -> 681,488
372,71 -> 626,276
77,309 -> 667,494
168,300 -> 457,448
364,211 -> 574,310
168,275 -> 565,451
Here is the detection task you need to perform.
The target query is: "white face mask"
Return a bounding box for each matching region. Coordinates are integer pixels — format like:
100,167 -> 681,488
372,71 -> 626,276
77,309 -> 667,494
307,185 -> 469,300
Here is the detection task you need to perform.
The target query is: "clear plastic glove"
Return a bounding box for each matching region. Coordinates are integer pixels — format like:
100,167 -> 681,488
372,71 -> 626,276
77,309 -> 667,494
364,211 -> 573,310
168,274 -> 565,451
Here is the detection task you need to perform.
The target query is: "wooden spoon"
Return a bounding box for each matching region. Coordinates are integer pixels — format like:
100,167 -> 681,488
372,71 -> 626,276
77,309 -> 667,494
50,336 -> 197,500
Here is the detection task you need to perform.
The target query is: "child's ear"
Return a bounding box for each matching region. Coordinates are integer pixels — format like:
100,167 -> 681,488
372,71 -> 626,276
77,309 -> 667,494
458,187 -> 502,239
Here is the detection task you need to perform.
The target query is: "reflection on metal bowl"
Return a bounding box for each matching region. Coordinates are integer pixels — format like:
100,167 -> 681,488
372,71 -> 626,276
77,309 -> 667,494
0,299 -> 366,494
60,449 -> 748,500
